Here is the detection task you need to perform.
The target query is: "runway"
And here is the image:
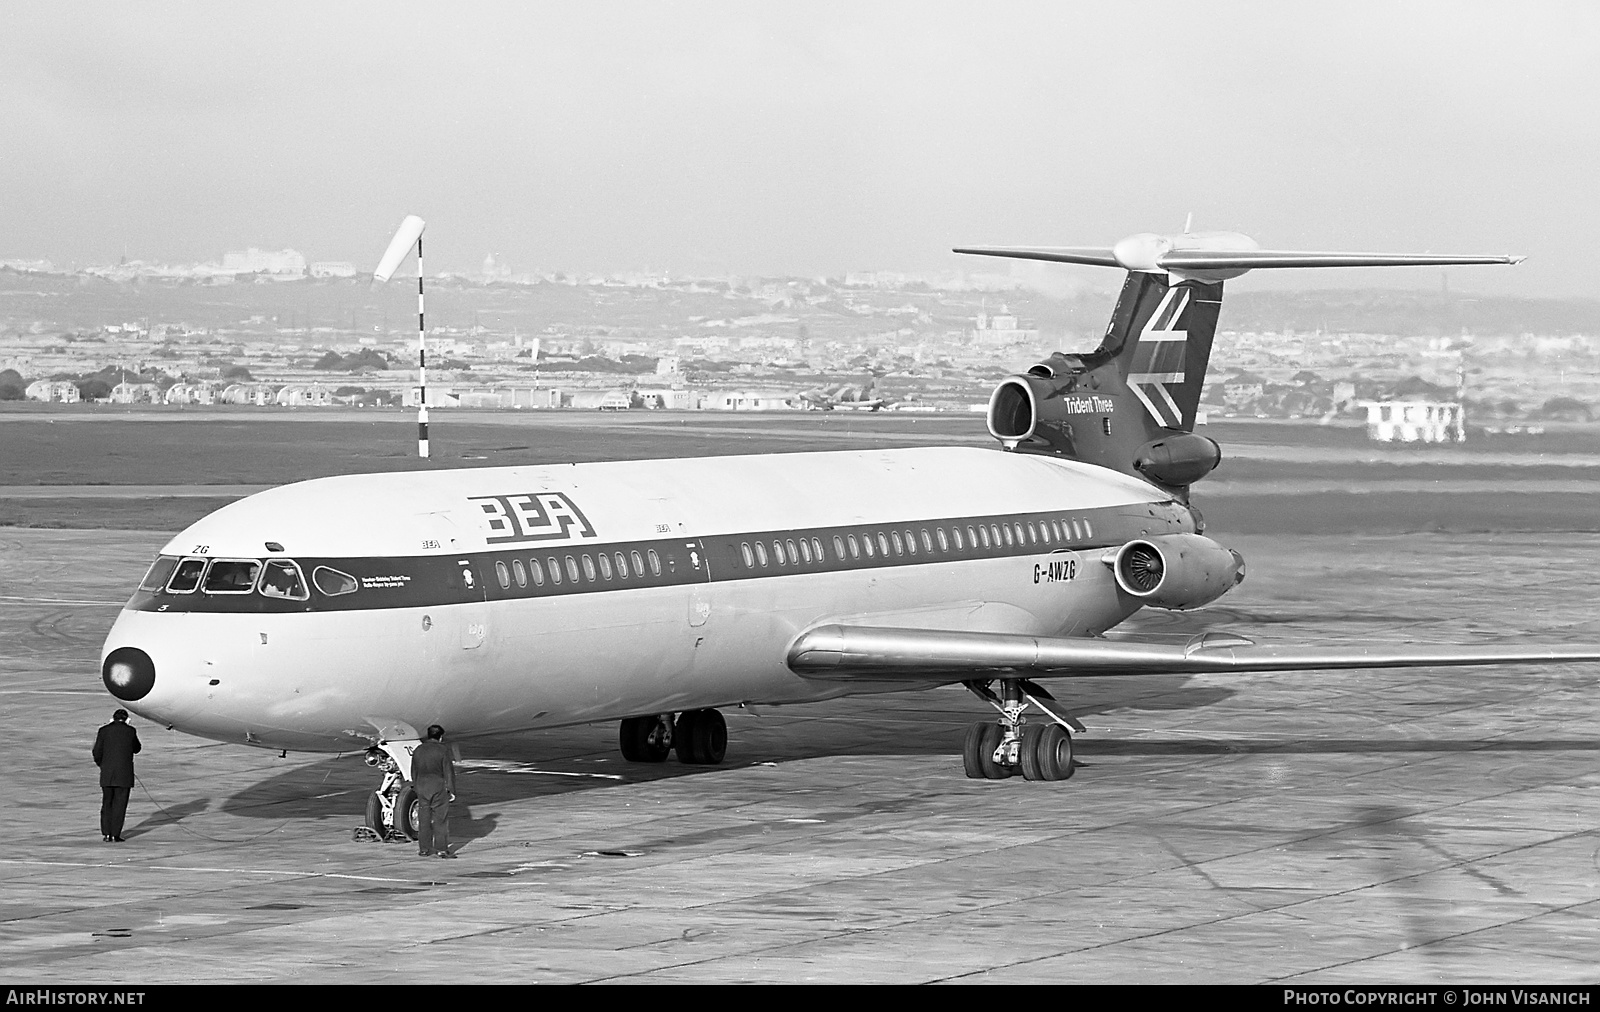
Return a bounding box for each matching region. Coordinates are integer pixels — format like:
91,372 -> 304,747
3,524 -> 1598,983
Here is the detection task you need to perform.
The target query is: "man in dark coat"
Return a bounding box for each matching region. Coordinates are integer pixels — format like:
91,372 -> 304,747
411,724 -> 457,858
92,709 -> 141,842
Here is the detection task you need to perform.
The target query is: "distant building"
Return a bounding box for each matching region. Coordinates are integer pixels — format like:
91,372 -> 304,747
220,383 -> 279,406
567,389 -> 631,411
969,308 -> 1039,347
109,382 -> 161,404
710,389 -> 796,411
405,385 -> 562,409
222,248 -> 307,275
274,383 -> 334,407
1222,372 -> 1268,408
635,388 -> 693,410
309,261 -> 356,278
25,380 -> 79,403
1360,400 -> 1465,443
164,382 -> 219,405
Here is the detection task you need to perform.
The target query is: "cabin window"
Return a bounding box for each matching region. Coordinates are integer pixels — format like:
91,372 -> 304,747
1082,520 -> 1093,539
565,556 -> 580,584
811,538 -> 823,561
1038,522 -> 1051,544
798,538 -> 812,563
771,540 -> 785,565
614,553 -> 628,579
967,525 -> 980,549
741,543 -> 754,568
847,534 -> 860,559
787,539 -> 800,563
598,553 -> 613,580
530,559 -> 545,586
512,559 -> 528,588
936,528 -> 949,552
891,531 -> 904,556
998,525 -> 1012,547
204,559 -> 260,594
547,557 -> 562,585
648,549 -> 662,576
259,560 -> 308,600
978,526 -> 991,549
139,556 -> 180,593
862,534 -> 875,558
1069,520 -> 1081,540
920,529 -> 933,553
832,535 -> 845,560
312,565 -> 358,597
877,532 -> 891,556
952,527 -> 964,550
990,524 -> 1003,547
1050,520 -> 1062,541
166,558 -> 207,594
580,555 -> 596,582
1025,523 -> 1037,545
754,541 -> 769,567
1013,523 -> 1025,544
495,560 -> 511,589
631,550 -> 645,577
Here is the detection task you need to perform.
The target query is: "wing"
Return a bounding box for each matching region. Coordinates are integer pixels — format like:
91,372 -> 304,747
787,625 -> 1600,681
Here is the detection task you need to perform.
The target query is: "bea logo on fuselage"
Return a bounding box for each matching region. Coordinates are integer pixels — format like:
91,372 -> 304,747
472,493 -> 597,544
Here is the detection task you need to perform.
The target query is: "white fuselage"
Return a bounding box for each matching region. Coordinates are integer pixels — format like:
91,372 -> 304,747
100,446 -> 1194,752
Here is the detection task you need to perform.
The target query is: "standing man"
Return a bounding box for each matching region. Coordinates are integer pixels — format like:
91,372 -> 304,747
92,709 -> 141,842
412,724 -> 457,858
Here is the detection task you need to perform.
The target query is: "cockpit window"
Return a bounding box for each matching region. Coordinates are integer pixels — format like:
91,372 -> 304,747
259,559 -> 309,600
139,556 -> 180,593
167,557 -> 207,594
313,566 -> 359,597
203,559 -> 261,594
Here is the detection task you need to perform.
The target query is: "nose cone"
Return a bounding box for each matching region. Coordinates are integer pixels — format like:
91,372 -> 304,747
103,647 -> 156,701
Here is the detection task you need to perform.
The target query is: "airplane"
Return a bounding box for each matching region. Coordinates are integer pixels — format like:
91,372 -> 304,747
795,372 -> 890,411
98,225 -> 1600,844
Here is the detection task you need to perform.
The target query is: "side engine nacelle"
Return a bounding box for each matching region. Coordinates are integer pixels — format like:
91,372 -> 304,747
1107,533 -> 1245,611
1132,433 -> 1222,487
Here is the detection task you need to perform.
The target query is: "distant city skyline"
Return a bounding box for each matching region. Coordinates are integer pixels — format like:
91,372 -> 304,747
2,2 -> 1594,298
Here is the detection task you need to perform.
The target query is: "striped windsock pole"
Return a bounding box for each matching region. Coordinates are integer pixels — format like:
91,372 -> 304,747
416,236 -> 429,459
372,214 -> 428,458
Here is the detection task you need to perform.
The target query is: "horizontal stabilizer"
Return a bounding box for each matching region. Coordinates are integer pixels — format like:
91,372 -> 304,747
788,625 -> 1600,680
951,246 -> 1122,268
1157,249 -> 1525,270
954,233 -> 1524,282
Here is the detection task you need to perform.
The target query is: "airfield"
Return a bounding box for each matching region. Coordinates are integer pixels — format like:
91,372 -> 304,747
3,408 -> 1599,984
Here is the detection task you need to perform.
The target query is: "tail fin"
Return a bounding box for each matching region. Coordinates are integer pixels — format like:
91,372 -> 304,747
987,272 -> 1222,489
962,232 -> 1522,492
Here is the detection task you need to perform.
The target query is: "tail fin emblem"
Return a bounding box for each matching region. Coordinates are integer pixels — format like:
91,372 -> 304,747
1126,285 -> 1191,428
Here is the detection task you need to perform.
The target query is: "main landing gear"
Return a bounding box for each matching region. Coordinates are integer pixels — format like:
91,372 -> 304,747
618,709 -> 726,766
357,740 -> 422,843
961,679 -> 1081,782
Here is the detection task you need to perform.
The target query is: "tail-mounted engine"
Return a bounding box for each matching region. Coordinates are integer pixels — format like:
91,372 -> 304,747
1106,533 -> 1245,611
986,357 -> 1222,490
983,273 -> 1226,493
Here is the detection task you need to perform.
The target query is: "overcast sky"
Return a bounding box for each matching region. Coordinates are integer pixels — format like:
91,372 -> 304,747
2,1 -> 1594,296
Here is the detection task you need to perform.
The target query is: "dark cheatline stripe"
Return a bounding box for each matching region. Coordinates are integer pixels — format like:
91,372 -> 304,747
123,501 -> 1193,615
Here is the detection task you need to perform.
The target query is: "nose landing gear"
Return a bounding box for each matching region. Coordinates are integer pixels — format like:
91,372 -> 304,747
961,679 -> 1079,782
355,740 -> 421,843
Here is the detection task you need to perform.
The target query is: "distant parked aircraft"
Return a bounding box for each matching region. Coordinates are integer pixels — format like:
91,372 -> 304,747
796,373 -> 889,411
